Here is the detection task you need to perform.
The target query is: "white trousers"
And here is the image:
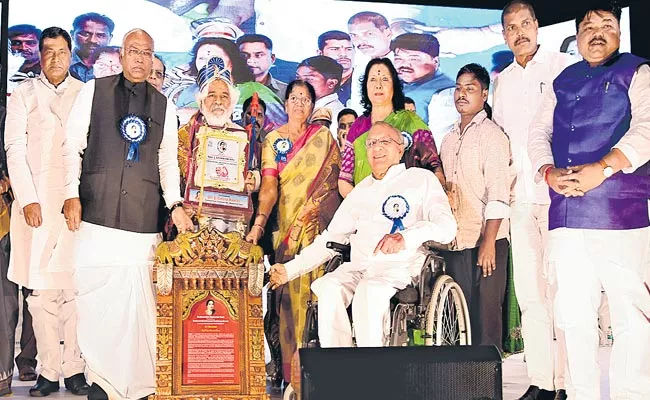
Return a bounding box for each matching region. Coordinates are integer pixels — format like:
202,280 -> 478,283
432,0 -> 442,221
550,227 -> 650,400
61,222 -> 159,400
311,261 -> 413,348
510,203 -> 567,390
26,289 -> 85,382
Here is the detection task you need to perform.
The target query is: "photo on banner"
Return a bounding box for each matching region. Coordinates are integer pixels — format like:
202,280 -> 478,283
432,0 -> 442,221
7,0 -> 631,139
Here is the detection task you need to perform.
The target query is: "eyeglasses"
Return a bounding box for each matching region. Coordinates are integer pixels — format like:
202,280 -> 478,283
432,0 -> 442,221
95,62 -> 122,72
365,137 -> 403,149
125,48 -> 153,58
288,95 -> 312,105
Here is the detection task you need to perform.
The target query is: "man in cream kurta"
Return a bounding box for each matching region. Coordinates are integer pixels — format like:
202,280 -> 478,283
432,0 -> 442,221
492,2 -> 575,399
5,27 -> 89,396
60,29 -> 193,400
269,122 -> 456,347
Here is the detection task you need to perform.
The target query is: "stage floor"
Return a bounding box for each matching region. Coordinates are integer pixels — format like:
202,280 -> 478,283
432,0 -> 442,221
8,347 -> 612,400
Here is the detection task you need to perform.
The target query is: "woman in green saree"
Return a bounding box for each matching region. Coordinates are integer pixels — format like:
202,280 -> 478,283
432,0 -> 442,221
246,80 -> 340,386
338,58 -> 445,197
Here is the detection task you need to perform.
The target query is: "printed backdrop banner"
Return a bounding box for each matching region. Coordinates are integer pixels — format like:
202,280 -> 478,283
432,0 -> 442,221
7,0 -> 631,132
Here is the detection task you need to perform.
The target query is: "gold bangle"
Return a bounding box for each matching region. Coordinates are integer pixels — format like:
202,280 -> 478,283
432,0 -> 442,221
253,224 -> 265,235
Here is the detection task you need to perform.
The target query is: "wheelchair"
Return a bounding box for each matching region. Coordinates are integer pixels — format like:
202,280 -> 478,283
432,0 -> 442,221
282,241 -> 472,400
302,240 -> 472,348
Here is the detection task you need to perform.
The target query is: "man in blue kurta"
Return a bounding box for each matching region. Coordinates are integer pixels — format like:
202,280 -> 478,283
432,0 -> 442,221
528,3 -> 650,399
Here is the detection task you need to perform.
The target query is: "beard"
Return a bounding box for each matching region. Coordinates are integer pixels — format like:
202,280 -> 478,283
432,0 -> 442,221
202,106 -> 232,127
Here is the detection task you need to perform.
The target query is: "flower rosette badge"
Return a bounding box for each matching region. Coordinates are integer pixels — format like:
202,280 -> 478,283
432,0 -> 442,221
273,137 -> 293,162
120,114 -> 148,161
382,195 -> 410,234
401,131 -> 413,150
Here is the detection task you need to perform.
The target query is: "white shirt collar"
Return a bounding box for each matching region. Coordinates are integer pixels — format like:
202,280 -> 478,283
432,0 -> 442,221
503,46 -> 550,75
38,72 -> 71,91
315,92 -> 340,107
370,163 -> 406,184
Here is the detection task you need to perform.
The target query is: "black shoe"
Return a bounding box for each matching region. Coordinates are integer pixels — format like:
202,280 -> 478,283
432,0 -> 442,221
19,366 -> 38,381
64,373 -> 90,396
87,383 -> 108,400
517,385 -> 556,400
29,376 -> 60,397
554,389 -> 567,400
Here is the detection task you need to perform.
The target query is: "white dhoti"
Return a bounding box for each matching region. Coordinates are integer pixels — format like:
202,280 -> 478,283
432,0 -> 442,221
311,261 -> 414,348
510,203 -> 567,390
60,222 -> 160,400
550,226 -> 650,400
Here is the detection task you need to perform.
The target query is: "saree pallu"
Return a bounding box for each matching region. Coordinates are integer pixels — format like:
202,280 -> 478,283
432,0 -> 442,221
266,125 -> 341,382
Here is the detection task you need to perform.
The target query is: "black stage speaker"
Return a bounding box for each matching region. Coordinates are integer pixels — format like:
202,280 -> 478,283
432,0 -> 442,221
300,345 -> 502,400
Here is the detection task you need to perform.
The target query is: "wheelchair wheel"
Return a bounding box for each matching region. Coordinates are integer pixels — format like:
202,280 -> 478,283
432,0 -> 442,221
436,281 -> 471,345
424,277 -> 471,346
283,383 -> 297,400
423,275 -> 453,346
388,303 -> 410,347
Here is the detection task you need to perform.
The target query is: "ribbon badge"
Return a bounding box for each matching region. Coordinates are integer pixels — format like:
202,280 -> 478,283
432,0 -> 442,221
120,114 -> 148,161
382,195 -> 410,234
273,137 -> 293,163
401,131 -> 413,150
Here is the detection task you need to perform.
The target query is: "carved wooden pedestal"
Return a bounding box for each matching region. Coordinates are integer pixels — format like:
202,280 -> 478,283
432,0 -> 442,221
152,227 -> 268,400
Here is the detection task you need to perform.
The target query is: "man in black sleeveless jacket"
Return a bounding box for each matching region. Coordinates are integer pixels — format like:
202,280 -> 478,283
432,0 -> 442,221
60,29 -> 193,400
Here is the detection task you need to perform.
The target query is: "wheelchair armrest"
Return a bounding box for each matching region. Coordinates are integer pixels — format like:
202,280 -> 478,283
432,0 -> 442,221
422,240 -> 451,253
326,241 -> 351,253
326,241 -> 351,262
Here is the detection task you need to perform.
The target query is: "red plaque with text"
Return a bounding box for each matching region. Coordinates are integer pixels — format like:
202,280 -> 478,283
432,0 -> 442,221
182,295 -> 240,386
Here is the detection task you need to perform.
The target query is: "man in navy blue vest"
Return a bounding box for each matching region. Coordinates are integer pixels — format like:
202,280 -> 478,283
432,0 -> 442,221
528,3 -> 650,398
61,29 -> 194,400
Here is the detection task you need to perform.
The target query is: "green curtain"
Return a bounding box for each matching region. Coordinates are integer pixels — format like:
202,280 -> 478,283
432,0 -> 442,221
503,247 -> 524,353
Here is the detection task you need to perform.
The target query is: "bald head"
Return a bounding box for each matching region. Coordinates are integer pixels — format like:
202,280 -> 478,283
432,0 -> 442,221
122,29 -> 154,49
369,121 -> 402,142
120,29 -> 154,83
366,121 -> 405,179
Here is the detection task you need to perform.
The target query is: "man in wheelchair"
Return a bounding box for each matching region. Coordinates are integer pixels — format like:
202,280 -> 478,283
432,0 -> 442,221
269,121 -> 456,347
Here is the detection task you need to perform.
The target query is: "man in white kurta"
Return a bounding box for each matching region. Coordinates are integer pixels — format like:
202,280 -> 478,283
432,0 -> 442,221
492,3 -> 574,399
269,122 -> 456,347
60,30 -> 193,400
4,27 -> 89,397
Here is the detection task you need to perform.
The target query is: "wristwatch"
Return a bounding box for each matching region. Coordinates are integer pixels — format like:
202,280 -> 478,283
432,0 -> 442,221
599,159 -> 614,178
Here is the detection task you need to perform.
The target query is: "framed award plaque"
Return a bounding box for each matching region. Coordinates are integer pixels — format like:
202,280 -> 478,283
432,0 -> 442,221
184,126 -> 253,222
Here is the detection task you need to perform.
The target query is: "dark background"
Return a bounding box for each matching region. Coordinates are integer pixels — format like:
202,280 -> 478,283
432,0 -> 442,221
1,0 -> 648,106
